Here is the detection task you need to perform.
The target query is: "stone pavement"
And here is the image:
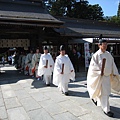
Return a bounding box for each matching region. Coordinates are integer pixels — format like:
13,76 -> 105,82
0,65 -> 120,120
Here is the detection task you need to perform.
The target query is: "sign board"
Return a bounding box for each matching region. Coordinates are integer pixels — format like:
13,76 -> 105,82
84,43 -> 90,68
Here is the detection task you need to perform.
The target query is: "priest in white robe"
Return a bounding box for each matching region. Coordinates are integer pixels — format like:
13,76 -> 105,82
87,39 -> 119,117
31,48 -> 41,80
53,45 -> 75,96
38,46 -> 54,86
24,50 -> 33,75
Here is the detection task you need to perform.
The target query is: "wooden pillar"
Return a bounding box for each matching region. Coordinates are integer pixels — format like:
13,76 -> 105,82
92,43 -> 95,53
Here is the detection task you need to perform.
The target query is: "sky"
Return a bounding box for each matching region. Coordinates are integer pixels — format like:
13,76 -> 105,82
88,0 -> 119,16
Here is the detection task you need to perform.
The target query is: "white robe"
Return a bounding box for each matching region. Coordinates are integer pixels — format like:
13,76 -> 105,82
53,54 -> 75,87
87,49 -> 119,99
87,49 -> 120,113
38,53 -> 54,76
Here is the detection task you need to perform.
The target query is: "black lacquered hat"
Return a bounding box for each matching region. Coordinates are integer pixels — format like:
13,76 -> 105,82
60,45 -> 65,51
43,46 -> 48,50
99,39 -> 107,45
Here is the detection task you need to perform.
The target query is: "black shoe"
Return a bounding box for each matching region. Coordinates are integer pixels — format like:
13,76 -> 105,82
92,99 -> 97,106
104,111 -> 114,117
65,92 -> 69,96
46,84 -> 50,86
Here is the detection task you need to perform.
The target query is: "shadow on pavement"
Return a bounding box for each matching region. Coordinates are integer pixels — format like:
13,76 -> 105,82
69,83 -> 86,88
31,79 -> 56,89
0,69 -> 30,85
111,106 -> 120,119
110,94 -> 120,98
68,90 -> 89,98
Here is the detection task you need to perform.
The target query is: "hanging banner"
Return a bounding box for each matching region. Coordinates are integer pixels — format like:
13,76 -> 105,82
84,43 -> 90,68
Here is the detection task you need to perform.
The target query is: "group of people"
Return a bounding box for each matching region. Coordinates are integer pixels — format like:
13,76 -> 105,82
14,40 -> 120,118
14,48 -> 40,79
14,45 -> 75,95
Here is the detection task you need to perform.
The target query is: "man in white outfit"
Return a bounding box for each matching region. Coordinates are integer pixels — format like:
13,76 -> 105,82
31,48 -> 41,80
53,45 -> 75,95
38,46 -> 54,86
87,40 -> 119,117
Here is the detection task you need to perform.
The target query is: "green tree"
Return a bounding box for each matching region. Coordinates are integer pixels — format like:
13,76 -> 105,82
88,4 -> 104,20
48,0 -> 104,20
72,0 -> 89,19
44,0 -> 55,11
110,16 -> 120,24
117,2 -> 120,17
50,0 -> 75,17
72,2 -> 104,20
50,0 -> 65,16
106,2 -> 120,25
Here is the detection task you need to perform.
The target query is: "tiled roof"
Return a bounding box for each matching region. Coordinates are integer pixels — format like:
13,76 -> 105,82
56,17 -> 120,38
0,10 -> 61,23
0,0 -> 63,26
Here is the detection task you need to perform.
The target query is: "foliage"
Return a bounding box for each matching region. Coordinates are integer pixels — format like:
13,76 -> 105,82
72,1 -> 89,19
106,2 -> 120,25
45,0 -> 104,20
109,16 -> 120,24
87,4 -> 104,20
50,0 -> 75,17
117,2 -> 120,17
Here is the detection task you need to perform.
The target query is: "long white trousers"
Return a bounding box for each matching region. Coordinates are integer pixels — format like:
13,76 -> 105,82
59,82 -> 68,93
97,76 -> 111,113
58,74 -> 69,93
43,75 -> 51,84
98,94 -> 110,113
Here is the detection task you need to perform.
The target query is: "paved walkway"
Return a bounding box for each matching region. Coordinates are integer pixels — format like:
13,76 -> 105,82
0,65 -> 120,120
